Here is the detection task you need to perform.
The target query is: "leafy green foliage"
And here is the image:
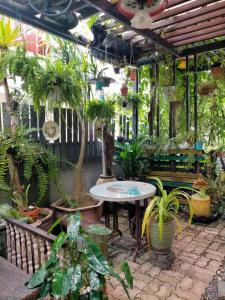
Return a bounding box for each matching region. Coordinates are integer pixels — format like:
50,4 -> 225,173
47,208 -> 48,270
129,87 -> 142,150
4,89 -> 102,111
0,126 -> 60,203
0,203 -> 30,222
142,177 -> 194,242
115,140 -> 148,179
26,212 -> 133,299
87,100 -> 115,125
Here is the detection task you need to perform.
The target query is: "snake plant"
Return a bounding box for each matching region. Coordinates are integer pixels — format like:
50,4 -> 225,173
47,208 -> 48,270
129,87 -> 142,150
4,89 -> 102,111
142,177 -> 193,244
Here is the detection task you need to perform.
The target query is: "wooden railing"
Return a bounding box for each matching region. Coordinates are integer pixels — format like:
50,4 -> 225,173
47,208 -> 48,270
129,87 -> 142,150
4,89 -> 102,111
5,218 -> 56,274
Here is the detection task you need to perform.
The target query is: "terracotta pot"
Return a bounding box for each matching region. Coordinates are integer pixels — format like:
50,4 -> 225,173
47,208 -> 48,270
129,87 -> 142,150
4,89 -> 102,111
19,207 -> 41,221
129,69 -> 136,81
211,67 -> 225,79
51,194 -> 103,227
191,193 -> 211,217
120,84 -> 128,96
198,83 -> 216,96
150,219 -> 176,253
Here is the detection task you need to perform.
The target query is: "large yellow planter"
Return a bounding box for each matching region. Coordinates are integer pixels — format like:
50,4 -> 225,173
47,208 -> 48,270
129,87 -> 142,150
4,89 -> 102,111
191,193 -> 211,217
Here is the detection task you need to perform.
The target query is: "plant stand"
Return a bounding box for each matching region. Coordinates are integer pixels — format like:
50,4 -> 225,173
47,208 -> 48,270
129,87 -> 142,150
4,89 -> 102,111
149,249 -> 175,270
96,175 -> 117,185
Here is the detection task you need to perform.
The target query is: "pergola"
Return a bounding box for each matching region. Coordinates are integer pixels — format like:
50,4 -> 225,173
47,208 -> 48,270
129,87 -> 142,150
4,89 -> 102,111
0,0 -> 224,138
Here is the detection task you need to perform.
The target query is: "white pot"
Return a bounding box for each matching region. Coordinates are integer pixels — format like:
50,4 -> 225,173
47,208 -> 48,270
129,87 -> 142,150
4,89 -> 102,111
178,141 -> 190,150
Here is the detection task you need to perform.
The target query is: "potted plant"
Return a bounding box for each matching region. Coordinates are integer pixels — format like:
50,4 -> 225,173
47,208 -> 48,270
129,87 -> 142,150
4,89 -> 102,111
89,56 -> 115,90
191,178 -> 211,217
32,41 -> 105,225
142,177 -> 193,253
87,99 -> 116,184
26,213 -> 133,299
0,127 -> 57,230
120,83 -> 128,97
198,82 -> 216,96
115,139 -> 148,180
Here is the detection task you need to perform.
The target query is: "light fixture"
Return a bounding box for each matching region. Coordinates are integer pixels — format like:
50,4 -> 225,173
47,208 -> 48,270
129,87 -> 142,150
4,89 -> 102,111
131,10 -> 153,29
117,0 -> 168,29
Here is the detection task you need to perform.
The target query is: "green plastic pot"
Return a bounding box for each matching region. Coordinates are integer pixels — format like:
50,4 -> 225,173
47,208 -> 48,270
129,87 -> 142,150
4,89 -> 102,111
150,219 -> 176,253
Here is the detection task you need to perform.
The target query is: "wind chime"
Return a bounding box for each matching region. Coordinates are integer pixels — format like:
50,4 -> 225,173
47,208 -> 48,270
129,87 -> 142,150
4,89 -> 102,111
116,0 -> 168,29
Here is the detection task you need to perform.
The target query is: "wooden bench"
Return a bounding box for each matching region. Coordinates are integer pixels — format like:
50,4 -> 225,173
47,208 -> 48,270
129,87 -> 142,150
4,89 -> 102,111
145,149 -> 204,188
0,256 -> 39,300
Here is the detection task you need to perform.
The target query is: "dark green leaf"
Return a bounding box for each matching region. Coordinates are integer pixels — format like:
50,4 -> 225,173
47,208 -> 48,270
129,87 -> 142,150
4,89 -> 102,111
85,239 -> 109,275
89,271 -> 101,291
52,269 -> 70,296
48,217 -> 65,234
89,290 -> 105,300
67,212 -> 81,240
121,261 -> 133,288
40,282 -> 51,297
109,267 -> 131,300
44,252 -> 57,269
67,265 -> 82,293
52,231 -> 67,253
26,266 -> 48,288
87,225 -> 112,236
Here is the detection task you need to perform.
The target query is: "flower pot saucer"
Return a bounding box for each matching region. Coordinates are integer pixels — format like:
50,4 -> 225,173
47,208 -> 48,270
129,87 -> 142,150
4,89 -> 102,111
192,212 -> 220,224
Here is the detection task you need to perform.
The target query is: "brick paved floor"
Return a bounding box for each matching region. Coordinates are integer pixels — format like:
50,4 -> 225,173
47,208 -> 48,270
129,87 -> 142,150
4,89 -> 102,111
106,210 -> 225,300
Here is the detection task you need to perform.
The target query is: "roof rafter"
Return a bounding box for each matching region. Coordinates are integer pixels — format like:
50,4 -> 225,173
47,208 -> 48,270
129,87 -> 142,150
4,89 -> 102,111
84,0 -> 180,57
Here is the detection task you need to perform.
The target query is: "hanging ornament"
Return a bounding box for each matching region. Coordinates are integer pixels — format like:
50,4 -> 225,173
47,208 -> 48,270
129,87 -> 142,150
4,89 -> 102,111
117,0 -> 168,29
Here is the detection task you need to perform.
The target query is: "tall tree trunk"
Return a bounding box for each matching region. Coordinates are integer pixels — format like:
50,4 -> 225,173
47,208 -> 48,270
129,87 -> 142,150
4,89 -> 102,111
101,125 -> 107,177
73,109 -> 86,200
3,77 -> 22,192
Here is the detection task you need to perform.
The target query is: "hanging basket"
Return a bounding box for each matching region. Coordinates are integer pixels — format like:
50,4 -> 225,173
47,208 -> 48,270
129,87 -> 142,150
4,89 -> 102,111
129,69 -> 136,81
198,83 -> 216,96
120,84 -> 128,96
211,67 -> 225,79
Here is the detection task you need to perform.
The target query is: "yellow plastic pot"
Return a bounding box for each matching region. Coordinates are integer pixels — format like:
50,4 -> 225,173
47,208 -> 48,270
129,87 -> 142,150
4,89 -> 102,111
191,193 -> 211,217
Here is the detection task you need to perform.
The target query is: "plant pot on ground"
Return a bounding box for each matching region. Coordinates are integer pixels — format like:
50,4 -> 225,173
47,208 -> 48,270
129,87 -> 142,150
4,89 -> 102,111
51,194 -> 104,227
191,178 -> 211,217
142,177 -> 193,255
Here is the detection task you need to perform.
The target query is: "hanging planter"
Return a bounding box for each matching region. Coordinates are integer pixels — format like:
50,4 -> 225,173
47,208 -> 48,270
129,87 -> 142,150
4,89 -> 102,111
96,80 -> 104,90
211,66 -> 225,79
114,66 -> 120,74
129,69 -> 136,81
198,83 -> 216,96
120,83 -> 128,96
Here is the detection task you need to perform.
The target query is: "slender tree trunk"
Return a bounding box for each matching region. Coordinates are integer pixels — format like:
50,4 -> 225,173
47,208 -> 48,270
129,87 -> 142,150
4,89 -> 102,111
102,125 -> 107,177
73,109 -> 86,200
3,77 -> 22,192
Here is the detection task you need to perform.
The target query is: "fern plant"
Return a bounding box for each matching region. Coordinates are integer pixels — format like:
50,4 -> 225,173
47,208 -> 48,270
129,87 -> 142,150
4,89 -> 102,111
0,126 -> 60,203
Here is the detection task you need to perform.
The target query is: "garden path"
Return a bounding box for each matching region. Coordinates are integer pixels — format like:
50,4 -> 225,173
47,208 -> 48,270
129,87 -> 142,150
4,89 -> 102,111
107,210 -> 225,300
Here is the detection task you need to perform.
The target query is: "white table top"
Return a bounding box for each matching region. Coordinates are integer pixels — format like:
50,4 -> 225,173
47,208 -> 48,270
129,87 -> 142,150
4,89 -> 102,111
90,181 -> 156,202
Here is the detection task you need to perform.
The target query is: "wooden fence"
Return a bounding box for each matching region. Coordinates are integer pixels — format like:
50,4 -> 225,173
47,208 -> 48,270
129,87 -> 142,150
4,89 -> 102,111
0,103 -> 102,164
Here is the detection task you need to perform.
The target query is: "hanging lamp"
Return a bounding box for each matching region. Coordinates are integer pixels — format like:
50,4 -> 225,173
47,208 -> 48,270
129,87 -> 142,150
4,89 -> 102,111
117,0 -> 168,29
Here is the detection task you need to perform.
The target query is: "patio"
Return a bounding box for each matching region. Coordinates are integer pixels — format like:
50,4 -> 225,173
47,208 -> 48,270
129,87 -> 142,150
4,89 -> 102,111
0,1 -> 224,300
108,211 -> 225,300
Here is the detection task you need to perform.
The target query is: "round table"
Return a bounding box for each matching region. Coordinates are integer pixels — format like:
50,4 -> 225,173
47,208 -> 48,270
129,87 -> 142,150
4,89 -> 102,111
90,181 -> 156,261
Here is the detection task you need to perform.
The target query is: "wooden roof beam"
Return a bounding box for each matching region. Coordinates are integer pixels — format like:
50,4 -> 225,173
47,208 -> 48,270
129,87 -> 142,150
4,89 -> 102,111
163,16 -> 225,38
173,29 -> 225,46
151,0 -> 225,31
181,39 -> 225,56
84,0 -> 180,57
153,0 -> 215,22
167,23 -> 225,43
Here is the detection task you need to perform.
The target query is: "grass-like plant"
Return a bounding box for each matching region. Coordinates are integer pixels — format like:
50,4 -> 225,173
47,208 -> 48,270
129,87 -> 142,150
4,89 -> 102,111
142,177 -> 193,244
